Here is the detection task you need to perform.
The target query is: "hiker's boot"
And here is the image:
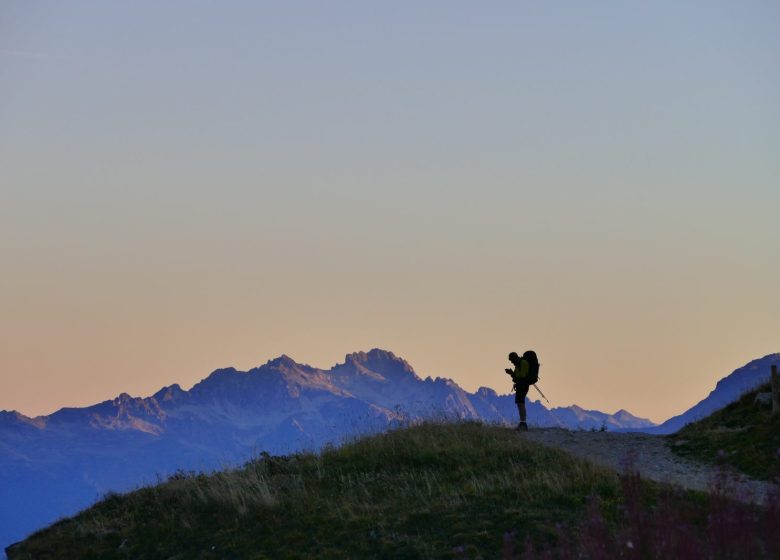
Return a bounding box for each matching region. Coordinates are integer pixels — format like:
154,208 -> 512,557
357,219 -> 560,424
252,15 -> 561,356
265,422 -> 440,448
519,422 -> 528,432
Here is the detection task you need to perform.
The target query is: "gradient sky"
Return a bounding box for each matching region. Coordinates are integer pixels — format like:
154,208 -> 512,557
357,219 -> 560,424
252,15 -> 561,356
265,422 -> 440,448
2,1 -> 778,423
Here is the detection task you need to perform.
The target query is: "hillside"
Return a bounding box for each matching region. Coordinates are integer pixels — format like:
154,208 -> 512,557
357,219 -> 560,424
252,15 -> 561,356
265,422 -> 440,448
9,421 -> 780,559
8,423 -> 622,559
650,354 -> 780,434
670,382 -> 780,481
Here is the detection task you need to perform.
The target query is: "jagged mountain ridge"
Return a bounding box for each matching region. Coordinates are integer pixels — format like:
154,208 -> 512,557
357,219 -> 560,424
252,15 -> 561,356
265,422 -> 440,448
0,349 -> 653,552
3,350 -> 652,447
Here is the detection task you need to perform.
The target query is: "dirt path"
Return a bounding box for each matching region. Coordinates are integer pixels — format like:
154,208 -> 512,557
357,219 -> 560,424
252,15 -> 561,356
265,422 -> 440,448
524,428 -> 775,503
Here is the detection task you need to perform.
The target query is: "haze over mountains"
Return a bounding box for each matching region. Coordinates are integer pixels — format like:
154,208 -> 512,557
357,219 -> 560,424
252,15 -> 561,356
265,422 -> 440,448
1,349 -> 777,552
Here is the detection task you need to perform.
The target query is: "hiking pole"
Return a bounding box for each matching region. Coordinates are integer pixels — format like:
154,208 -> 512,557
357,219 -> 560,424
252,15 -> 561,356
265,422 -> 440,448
532,383 -> 550,404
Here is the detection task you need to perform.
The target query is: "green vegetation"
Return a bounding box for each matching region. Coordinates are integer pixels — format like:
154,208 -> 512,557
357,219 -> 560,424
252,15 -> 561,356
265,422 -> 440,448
669,382 -> 780,481
13,420 -> 779,559
12,422 -> 624,559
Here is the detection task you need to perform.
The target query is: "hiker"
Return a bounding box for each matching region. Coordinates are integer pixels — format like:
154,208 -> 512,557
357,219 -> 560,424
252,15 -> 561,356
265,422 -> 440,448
505,350 -> 539,431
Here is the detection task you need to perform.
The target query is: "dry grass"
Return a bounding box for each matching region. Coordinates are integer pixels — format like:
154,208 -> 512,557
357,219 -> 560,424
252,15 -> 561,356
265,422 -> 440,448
12,422 -> 623,559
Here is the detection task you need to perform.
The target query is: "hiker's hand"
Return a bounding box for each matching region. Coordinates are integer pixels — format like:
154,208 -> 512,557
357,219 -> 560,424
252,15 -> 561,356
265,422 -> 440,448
505,368 -> 513,375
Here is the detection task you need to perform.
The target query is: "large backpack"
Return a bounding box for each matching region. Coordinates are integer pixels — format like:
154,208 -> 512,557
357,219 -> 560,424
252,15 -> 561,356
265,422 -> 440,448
523,351 -> 540,385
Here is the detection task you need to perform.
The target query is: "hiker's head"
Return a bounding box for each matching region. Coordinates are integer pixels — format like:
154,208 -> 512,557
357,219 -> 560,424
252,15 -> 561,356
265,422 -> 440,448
508,352 -> 520,365
522,350 -> 538,365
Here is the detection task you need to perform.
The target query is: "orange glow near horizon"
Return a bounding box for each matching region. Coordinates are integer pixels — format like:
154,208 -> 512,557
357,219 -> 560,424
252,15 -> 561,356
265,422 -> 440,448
1,1 -> 778,423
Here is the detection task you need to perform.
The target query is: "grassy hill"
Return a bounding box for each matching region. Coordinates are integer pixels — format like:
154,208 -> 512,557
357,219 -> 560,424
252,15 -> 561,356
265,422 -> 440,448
669,382 -> 780,481
8,423 -> 622,559
8,422 -> 778,559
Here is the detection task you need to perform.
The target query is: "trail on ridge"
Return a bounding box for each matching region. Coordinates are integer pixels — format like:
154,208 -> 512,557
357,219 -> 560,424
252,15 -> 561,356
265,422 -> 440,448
523,428 -> 774,503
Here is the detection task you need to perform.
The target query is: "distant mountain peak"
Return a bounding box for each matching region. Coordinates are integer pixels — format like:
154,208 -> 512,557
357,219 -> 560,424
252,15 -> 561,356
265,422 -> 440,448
266,355 -> 299,368
0,410 -> 45,430
345,348 -> 397,363
476,387 -> 498,398
0,410 -> 30,423
343,349 -> 418,378
204,367 -> 239,380
153,384 -> 184,402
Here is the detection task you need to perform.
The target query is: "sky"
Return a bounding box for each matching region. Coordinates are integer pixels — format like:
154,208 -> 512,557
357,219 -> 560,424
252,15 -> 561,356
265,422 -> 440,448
1,1 -> 778,423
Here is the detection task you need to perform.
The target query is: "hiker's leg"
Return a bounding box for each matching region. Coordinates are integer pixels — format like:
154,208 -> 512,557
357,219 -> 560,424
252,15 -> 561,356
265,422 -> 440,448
517,398 -> 527,423
516,385 -> 529,424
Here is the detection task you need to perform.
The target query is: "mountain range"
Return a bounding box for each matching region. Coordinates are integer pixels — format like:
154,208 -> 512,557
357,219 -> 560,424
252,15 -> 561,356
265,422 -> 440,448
2,349 -> 777,552
0,349 -> 652,551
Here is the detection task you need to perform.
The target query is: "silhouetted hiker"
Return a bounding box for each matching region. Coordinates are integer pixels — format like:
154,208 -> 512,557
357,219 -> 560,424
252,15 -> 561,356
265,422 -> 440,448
505,350 -> 540,431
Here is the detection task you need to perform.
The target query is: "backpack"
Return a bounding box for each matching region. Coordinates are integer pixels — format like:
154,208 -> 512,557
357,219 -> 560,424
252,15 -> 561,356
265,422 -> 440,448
523,351 -> 540,385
